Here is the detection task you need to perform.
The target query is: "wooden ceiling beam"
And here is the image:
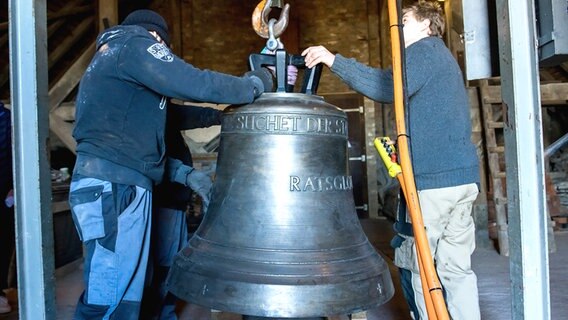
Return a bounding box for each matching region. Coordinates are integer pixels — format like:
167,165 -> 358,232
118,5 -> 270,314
0,0 -> 89,88
0,20 -> 84,87
48,42 -> 95,110
0,4 -> 93,31
170,0 -> 182,55
48,17 -> 94,67
99,0 -> 118,31
47,41 -> 96,153
47,0 -> 86,38
49,113 -> 77,153
561,62 -> 568,75
481,82 -> 568,105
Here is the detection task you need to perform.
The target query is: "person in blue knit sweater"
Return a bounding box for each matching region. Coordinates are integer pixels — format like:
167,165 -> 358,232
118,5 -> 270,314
302,2 -> 480,320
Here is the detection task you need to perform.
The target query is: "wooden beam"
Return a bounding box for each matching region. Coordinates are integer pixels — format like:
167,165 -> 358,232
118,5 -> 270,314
378,0 -> 389,69
48,41 -> 95,154
52,104 -> 76,122
481,82 -> 568,105
561,62 -> 568,74
0,65 -> 8,89
48,42 -> 95,110
540,83 -> 568,105
366,0 -> 380,67
49,113 -> 77,153
0,0 -> 87,89
181,0 -> 194,62
170,0 -> 183,55
46,5 -> 93,22
0,20 -> 86,87
0,33 -> 6,48
48,17 -> 95,67
0,5 -> 93,31
539,69 -> 557,82
47,19 -> 67,38
47,0 -> 86,37
99,0 -> 118,31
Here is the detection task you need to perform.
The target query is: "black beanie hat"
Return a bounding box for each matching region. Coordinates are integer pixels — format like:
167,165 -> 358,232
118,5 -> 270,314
122,9 -> 170,46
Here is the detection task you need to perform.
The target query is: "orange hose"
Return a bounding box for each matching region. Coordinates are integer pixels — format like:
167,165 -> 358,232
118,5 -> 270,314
396,176 -> 437,319
386,1 -> 449,319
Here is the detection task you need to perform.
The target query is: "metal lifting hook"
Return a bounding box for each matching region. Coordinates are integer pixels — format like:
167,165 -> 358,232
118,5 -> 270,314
252,0 -> 290,41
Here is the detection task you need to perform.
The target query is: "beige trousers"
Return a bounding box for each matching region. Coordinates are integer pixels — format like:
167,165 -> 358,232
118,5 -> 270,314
394,183 -> 480,320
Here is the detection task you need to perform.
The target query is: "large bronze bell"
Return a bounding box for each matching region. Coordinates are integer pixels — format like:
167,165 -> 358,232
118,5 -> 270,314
167,53 -> 394,318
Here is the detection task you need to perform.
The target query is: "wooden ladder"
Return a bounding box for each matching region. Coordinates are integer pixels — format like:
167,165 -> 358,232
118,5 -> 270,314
479,79 -> 509,256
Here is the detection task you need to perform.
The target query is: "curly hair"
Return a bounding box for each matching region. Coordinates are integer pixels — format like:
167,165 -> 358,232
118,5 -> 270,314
402,1 -> 445,38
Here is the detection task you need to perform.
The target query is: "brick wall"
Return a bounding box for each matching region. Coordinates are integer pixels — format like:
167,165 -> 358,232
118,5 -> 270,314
153,0 -> 386,94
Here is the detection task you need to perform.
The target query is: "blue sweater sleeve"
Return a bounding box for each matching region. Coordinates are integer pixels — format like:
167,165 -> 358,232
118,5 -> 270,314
330,45 -> 436,104
330,54 -> 395,103
117,37 -> 257,105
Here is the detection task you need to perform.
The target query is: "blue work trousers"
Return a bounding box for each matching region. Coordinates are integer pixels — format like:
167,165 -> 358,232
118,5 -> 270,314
69,177 -> 152,320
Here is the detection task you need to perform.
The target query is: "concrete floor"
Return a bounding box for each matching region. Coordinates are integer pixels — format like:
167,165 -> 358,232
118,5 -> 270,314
1,218 -> 568,319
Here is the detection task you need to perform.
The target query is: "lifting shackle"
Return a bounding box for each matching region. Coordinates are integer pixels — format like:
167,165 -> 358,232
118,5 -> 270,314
252,0 -> 290,50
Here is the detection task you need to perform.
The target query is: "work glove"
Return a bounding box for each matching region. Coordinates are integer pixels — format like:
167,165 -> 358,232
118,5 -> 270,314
166,157 -> 214,213
245,68 -> 274,97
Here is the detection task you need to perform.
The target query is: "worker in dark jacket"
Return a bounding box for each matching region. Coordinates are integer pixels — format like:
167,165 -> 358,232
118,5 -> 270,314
69,9 -> 272,320
143,102 -> 221,320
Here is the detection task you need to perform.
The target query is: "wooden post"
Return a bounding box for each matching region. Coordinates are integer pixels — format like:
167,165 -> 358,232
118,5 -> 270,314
170,0 -> 183,55
99,0 -> 118,31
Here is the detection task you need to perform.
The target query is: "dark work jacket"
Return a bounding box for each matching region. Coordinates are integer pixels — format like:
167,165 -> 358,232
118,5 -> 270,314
153,103 -> 221,210
0,107 -> 12,198
73,25 -> 256,186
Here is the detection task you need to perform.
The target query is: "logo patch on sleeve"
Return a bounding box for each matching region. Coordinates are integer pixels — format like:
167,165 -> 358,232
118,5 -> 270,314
147,43 -> 174,62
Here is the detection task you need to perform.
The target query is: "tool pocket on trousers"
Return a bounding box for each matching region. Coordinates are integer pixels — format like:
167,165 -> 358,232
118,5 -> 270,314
394,236 -> 419,273
113,183 -> 137,215
87,240 -> 118,306
69,185 -> 105,242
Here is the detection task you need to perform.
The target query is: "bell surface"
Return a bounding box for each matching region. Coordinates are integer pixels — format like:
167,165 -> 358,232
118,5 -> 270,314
167,93 -> 394,318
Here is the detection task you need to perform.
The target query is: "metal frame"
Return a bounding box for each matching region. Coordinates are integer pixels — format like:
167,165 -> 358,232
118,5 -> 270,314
9,0 -> 56,318
496,0 -> 550,319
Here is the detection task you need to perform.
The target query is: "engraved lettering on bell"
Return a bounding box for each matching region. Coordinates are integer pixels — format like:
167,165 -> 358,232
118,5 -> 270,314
289,175 -> 354,192
223,113 -> 347,136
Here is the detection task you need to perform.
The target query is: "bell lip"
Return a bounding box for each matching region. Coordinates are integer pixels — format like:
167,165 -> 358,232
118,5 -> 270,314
167,256 -> 395,317
167,240 -> 395,317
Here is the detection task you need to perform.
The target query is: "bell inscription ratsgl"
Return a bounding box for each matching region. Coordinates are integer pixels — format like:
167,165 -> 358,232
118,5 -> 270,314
167,92 -> 394,318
